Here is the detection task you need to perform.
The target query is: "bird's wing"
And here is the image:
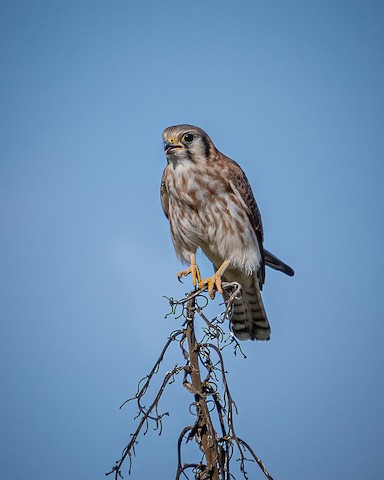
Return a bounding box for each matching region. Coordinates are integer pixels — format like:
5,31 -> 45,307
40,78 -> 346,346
160,168 -> 169,219
226,157 -> 265,285
264,249 -> 295,276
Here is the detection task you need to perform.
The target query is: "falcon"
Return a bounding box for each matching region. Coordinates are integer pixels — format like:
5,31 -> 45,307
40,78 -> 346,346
160,124 -> 294,341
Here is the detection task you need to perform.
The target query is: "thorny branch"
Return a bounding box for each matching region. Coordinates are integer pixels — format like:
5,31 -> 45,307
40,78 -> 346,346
106,283 -> 274,480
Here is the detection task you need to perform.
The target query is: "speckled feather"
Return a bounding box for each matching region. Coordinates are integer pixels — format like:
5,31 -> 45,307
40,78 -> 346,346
161,124 -> 270,341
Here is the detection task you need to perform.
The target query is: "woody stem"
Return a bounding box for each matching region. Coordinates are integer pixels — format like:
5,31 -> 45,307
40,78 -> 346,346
185,296 -> 219,480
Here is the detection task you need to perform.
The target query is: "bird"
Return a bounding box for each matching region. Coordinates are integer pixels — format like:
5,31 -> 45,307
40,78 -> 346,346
160,124 -> 294,341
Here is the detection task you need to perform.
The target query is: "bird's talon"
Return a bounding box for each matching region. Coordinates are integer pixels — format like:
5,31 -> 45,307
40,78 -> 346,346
177,258 -> 202,289
199,274 -> 224,299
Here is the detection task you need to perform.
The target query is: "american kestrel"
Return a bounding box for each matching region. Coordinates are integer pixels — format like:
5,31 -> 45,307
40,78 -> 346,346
161,124 -> 294,341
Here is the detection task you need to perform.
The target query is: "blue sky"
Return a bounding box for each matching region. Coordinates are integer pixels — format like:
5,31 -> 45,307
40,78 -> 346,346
1,1 -> 383,478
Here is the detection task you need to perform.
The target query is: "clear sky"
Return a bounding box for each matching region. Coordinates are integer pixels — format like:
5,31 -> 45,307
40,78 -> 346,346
1,1 -> 383,479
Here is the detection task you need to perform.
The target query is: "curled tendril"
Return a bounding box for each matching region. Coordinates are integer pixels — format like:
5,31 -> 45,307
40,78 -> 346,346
107,286 -> 273,480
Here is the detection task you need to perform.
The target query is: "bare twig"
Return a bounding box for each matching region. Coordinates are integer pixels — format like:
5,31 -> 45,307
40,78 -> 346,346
184,295 -> 219,479
107,284 -> 274,479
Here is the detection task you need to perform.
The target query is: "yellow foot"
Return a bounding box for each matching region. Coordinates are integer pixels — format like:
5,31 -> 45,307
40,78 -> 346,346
199,274 -> 223,299
177,254 -> 202,288
199,259 -> 230,299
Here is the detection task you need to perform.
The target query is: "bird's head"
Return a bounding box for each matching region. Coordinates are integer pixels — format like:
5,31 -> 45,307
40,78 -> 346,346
163,124 -> 215,164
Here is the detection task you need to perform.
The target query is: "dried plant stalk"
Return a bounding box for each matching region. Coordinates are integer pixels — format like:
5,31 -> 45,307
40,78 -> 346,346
107,284 -> 274,480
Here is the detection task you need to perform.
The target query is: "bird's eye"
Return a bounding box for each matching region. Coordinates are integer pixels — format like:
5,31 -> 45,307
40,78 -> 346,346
182,133 -> 194,143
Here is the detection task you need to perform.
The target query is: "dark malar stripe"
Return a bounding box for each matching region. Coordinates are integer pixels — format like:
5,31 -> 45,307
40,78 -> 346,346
185,150 -> 194,162
201,135 -> 211,159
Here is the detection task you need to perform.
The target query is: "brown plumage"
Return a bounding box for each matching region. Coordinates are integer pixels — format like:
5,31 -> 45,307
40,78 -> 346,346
160,124 -> 294,341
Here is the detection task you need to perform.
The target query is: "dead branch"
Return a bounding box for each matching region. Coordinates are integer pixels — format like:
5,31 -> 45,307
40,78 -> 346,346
107,284 -> 274,479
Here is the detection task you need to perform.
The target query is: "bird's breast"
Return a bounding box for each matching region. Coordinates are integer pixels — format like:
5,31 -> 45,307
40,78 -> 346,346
165,164 -> 261,273
167,163 -> 228,204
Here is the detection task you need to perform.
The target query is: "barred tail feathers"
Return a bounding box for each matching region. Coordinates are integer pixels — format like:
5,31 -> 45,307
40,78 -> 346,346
222,278 -> 270,341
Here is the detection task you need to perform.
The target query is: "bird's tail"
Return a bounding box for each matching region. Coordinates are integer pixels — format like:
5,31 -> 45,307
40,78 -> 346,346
222,275 -> 271,341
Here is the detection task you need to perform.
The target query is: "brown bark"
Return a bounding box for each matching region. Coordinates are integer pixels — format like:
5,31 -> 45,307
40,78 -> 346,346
186,296 -> 219,480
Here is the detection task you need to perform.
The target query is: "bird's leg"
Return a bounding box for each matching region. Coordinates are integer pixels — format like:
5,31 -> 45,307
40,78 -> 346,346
199,259 -> 230,299
177,253 -> 202,288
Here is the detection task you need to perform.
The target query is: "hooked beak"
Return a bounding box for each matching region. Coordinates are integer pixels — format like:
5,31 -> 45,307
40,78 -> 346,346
164,140 -> 182,155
